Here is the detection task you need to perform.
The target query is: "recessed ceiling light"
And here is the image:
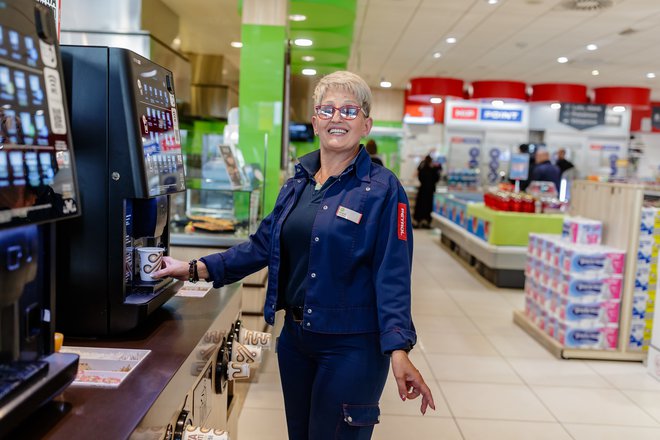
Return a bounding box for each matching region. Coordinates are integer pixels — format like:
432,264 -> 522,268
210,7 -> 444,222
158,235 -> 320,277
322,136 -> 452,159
592,69 -> 600,76
647,72 -> 656,79
491,100 -> 504,106
380,81 -> 392,88
172,37 -> 181,48
302,68 -> 317,76
294,38 -> 313,47
586,44 -> 598,51
613,105 -> 626,113
289,14 -> 307,22
446,37 -> 457,44
301,55 -> 315,62
230,41 -> 243,48
432,52 -> 442,59
550,103 -> 561,110
557,57 -> 568,63
430,97 -> 443,104
487,0 -> 499,4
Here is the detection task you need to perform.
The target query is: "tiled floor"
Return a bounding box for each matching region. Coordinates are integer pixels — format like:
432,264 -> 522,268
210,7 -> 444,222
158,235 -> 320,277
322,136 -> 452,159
236,229 -> 660,439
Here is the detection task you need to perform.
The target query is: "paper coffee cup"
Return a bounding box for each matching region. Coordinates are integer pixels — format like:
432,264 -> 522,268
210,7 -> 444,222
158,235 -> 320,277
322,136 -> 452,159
227,362 -> 250,380
137,247 -> 164,281
230,342 -> 262,364
239,327 -> 272,349
183,426 -> 229,440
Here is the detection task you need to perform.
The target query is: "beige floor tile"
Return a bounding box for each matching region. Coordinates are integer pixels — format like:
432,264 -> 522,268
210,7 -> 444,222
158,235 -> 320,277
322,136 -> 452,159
485,333 -> 556,359
497,292 -> 526,309
373,415 -> 463,440
622,389 -> 660,424
413,315 -> 482,335
419,331 -> 499,356
532,386 -> 659,426
584,361 -> 660,391
472,314 -> 529,337
457,419 -> 573,440
426,354 -> 523,384
412,298 -> 466,317
237,407 -> 288,440
564,424 -> 660,440
440,382 -> 555,421
508,358 -> 613,388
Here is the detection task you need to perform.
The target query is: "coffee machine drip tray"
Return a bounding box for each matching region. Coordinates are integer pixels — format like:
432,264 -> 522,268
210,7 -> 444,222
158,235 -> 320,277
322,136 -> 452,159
125,278 -> 183,306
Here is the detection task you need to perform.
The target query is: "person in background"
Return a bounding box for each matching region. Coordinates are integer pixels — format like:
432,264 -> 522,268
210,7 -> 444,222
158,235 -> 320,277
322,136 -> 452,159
556,148 -> 575,176
413,154 -> 441,228
152,71 -> 434,440
531,149 -> 561,193
365,138 -> 384,166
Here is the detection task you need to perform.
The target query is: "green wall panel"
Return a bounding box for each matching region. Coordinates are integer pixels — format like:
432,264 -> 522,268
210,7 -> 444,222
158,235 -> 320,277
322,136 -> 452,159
239,24 -> 286,215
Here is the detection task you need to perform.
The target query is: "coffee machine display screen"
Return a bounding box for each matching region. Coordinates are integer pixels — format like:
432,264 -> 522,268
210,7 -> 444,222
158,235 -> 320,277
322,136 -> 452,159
131,55 -> 185,197
0,9 -> 80,229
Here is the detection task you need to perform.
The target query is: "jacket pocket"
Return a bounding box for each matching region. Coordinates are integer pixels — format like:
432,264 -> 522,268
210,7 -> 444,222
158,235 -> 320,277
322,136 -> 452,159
341,403 -> 380,427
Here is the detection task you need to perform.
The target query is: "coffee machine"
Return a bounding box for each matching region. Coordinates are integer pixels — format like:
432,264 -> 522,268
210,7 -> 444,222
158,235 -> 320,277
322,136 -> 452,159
56,46 -> 186,336
0,0 -> 80,435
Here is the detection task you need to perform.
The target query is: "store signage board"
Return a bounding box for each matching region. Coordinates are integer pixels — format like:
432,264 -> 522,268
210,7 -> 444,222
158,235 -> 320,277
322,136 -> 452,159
445,100 -> 529,129
559,103 -> 606,130
404,104 -> 434,124
509,153 -> 530,180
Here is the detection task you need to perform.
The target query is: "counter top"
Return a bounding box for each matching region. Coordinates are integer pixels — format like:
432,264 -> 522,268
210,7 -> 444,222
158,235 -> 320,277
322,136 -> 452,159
10,283 -> 242,440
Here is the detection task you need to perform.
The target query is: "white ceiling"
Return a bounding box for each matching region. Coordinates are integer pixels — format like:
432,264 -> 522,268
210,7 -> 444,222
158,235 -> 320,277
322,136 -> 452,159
162,0 -> 660,100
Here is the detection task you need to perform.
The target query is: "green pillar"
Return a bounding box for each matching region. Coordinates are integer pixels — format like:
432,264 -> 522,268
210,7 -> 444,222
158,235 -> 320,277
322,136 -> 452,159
239,0 -> 287,215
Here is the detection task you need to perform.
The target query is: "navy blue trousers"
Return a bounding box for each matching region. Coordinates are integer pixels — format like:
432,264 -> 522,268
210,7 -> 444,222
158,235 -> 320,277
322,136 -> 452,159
277,315 -> 390,440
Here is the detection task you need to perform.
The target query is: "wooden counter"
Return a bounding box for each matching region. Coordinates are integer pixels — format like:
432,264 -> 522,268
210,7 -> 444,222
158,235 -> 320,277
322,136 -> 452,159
8,283 -> 242,440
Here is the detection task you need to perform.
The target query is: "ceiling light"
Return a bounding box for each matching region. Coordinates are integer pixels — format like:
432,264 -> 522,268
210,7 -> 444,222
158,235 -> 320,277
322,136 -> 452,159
230,41 -> 243,48
172,37 -> 181,48
446,37 -> 457,44
301,56 -> 315,62
430,97 -> 443,104
592,69 -> 600,76
294,38 -> 313,47
432,52 -> 442,59
289,14 -> 307,22
487,0 -> 499,4
302,68 -> 317,76
586,44 -> 598,51
380,81 -> 392,88
612,105 -> 626,112
557,57 -> 568,63
550,103 -> 561,110
647,72 -> 656,79
491,100 -> 504,106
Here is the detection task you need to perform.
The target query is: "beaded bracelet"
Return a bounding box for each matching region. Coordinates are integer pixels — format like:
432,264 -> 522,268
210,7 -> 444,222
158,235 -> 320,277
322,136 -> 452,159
188,259 -> 199,283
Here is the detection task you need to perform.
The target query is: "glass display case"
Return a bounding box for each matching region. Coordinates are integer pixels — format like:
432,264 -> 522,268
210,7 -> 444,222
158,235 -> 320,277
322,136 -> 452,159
170,127 -> 262,247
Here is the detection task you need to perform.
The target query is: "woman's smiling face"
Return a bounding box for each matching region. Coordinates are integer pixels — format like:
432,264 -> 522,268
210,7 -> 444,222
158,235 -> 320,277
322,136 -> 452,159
312,87 -> 372,153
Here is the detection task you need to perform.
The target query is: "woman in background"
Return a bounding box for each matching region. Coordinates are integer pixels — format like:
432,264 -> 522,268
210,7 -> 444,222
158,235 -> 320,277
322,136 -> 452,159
413,155 -> 440,228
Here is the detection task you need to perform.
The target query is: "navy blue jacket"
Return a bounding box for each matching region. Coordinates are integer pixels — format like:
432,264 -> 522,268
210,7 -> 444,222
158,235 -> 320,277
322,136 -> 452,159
200,147 -> 416,354
530,160 -> 561,193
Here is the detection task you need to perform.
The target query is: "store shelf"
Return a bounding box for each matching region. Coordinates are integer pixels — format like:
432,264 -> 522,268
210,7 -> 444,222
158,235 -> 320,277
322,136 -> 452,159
171,231 -> 249,248
513,311 -> 645,361
432,213 -> 527,270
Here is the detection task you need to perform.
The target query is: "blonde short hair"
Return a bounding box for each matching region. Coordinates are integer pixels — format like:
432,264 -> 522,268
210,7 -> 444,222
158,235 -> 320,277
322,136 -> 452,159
312,71 -> 372,117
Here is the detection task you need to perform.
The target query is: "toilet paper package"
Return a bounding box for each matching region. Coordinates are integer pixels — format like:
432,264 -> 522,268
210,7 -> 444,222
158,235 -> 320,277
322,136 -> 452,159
562,216 -> 603,245
640,207 -> 658,236
561,245 -> 626,276
636,237 -> 657,267
559,274 -> 623,302
557,323 -> 618,350
629,320 -> 646,349
632,293 -> 652,320
558,299 -> 621,326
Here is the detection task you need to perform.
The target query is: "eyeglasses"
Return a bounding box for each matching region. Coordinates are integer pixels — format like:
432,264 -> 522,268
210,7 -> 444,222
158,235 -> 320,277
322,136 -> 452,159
314,105 -> 366,120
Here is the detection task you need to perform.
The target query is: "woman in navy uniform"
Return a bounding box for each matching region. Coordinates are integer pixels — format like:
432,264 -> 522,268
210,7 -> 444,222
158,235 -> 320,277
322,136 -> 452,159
154,71 -> 434,439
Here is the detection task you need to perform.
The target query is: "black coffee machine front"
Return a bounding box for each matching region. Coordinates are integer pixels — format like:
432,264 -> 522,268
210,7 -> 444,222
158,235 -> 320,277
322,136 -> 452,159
0,1 -> 81,435
56,46 -> 186,336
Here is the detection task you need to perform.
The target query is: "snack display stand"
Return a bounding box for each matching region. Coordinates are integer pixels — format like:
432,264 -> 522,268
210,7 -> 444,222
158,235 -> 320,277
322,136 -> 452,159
514,181 -> 647,361
433,192 -> 564,288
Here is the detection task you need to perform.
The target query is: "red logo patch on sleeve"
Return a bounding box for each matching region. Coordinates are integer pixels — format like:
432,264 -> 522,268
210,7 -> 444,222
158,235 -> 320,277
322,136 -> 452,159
397,203 -> 407,241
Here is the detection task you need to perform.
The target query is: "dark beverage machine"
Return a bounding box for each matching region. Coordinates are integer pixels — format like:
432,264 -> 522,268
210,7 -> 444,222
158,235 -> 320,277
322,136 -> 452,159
56,45 -> 186,336
0,0 -> 80,435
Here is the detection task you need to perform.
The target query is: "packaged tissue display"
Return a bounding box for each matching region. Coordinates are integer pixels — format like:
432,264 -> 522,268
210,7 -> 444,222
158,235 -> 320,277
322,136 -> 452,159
525,232 -> 625,350
562,216 -> 603,245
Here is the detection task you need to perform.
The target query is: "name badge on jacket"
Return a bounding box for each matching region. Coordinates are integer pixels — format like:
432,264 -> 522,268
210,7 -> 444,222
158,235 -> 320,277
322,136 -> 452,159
336,206 -> 362,224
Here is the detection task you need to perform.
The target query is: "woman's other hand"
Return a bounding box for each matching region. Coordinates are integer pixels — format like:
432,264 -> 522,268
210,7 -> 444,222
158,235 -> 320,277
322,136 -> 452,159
391,350 -> 436,415
151,256 -> 189,281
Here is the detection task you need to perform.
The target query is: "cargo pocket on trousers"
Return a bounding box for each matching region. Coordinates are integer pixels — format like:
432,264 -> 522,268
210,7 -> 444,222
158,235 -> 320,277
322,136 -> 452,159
341,403 -> 380,427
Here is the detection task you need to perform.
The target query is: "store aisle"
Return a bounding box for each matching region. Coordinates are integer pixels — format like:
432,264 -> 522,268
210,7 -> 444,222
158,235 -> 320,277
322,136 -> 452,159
237,229 -> 660,440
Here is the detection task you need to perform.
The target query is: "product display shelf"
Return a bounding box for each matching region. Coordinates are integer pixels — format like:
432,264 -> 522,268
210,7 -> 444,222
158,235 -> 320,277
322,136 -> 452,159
432,212 -> 528,288
514,180 -> 646,361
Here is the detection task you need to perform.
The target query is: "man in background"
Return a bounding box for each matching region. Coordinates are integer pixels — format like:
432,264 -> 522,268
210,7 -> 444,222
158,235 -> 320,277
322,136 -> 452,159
531,149 -> 561,192
556,148 -> 575,177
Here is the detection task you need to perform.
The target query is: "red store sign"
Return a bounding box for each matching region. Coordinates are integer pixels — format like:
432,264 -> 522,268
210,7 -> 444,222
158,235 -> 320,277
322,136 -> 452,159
452,107 -> 478,120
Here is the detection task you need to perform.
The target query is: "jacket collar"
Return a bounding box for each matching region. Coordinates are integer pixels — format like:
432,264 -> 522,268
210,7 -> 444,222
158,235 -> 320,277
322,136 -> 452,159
295,145 -> 371,183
